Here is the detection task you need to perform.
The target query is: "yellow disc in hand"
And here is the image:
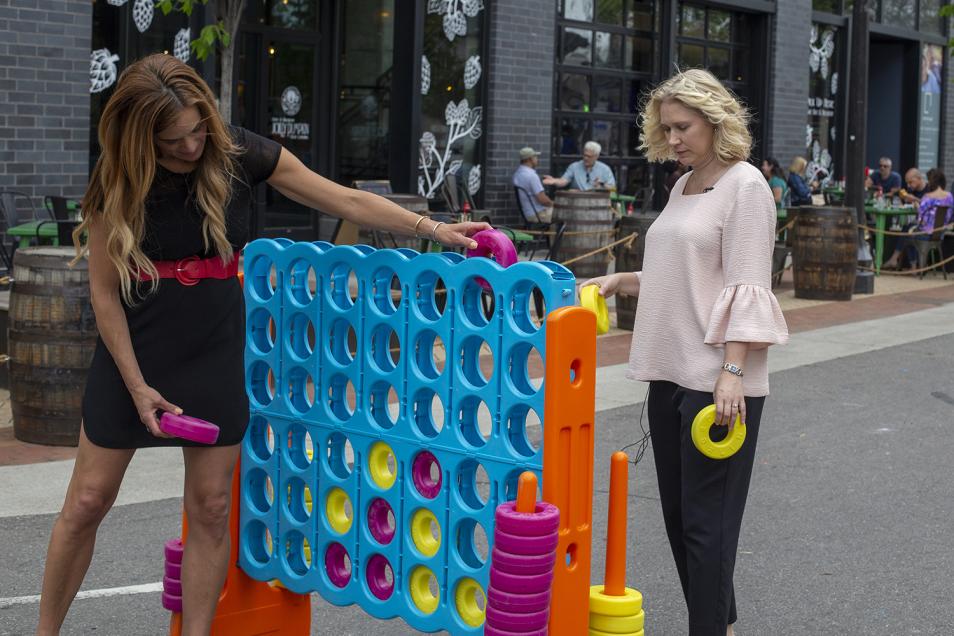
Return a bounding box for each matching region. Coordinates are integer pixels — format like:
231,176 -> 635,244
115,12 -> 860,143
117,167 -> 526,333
580,285 -> 610,334
691,404 -> 746,459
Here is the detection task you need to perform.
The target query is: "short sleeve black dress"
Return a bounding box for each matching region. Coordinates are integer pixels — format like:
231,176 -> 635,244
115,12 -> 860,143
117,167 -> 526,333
82,127 -> 281,449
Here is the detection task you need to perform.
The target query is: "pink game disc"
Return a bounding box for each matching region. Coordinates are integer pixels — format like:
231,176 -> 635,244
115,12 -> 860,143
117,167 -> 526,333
159,412 -> 220,445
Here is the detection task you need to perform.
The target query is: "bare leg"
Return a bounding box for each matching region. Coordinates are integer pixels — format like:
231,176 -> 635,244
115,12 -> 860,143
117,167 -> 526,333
179,444 -> 239,636
36,427 -> 135,635
727,624 -> 735,636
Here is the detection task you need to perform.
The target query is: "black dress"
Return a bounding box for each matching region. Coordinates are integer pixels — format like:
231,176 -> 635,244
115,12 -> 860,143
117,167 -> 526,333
82,127 -> 281,449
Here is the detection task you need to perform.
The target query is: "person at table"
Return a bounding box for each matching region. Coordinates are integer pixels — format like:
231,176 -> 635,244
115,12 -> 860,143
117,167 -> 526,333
543,141 -> 616,191
513,146 -> 554,223
760,157 -> 788,209
865,157 -> 902,198
882,168 -> 953,271
900,168 -> 929,204
786,156 -> 815,206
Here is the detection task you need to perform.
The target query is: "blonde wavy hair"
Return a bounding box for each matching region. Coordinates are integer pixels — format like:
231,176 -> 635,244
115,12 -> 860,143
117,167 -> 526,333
75,54 -> 239,304
638,68 -> 752,164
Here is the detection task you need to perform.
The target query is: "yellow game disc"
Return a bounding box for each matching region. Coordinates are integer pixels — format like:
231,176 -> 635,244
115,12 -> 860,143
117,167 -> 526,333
409,566 -> 440,614
454,577 -> 486,627
589,630 -> 643,636
410,508 -> 441,557
326,487 -> 353,534
590,610 -> 644,633
691,404 -> 746,459
588,585 -> 643,617
368,441 -> 397,490
580,285 -> 610,334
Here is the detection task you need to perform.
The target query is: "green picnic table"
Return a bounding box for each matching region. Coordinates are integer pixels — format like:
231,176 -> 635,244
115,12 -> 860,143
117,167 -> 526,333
8,219 -> 61,248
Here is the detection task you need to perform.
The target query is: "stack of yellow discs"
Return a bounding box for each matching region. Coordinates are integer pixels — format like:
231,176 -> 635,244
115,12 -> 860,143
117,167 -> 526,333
588,585 -> 645,636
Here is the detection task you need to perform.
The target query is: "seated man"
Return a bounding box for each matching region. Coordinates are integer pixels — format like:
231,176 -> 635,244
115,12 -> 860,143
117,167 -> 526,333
900,168 -> 929,204
865,156 -> 902,198
513,146 -> 554,223
544,141 -> 616,191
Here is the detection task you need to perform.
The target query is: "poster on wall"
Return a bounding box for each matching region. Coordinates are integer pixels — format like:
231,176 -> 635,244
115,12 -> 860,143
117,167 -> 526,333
805,25 -> 839,186
917,44 -> 943,172
270,86 -> 310,141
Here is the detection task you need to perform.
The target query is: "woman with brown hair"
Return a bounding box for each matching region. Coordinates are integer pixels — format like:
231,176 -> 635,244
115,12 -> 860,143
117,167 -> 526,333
36,54 -> 486,635
583,69 -> 788,635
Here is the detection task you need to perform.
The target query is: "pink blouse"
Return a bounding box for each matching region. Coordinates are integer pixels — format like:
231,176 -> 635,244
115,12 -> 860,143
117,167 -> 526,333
627,161 -> 789,396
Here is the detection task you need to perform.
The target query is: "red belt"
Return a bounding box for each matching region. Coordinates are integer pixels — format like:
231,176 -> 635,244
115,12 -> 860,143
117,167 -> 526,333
137,255 -> 239,286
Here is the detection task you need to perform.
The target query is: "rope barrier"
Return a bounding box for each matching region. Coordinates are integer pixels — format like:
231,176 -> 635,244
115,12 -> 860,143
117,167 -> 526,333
857,251 -> 954,275
856,222 -> 954,237
559,232 -> 638,268
520,227 -> 618,237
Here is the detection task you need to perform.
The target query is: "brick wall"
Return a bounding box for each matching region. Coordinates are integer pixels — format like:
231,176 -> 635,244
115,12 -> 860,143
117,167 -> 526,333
942,45 -> 954,182
0,0 -> 91,202
767,0 -> 812,168
482,0 -> 556,226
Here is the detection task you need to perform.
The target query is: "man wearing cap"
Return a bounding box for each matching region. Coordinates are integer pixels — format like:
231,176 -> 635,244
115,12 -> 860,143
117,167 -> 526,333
513,146 -> 554,223
543,141 -> 616,191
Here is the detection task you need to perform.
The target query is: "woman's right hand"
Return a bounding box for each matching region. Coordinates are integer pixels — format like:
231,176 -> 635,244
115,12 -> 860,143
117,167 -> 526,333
579,272 -> 637,300
130,384 -> 182,438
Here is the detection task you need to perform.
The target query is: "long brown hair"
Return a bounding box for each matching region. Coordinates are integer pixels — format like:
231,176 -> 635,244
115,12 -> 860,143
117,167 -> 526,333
75,53 -> 239,304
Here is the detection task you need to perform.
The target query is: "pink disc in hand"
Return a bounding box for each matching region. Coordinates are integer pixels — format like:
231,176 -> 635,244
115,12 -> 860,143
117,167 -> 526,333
466,229 -> 518,267
159,412 -> 220,445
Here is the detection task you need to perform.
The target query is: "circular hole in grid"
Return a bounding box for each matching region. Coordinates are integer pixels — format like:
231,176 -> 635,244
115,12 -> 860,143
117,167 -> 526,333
413,271 -> 446,321
325,542 -> 352,588
286,367 -> 315,415
408,566 -> 440,614
367,497 -> 396,545
455,459 -> 490,510
248,361 -> 275,407
325,432 -> 354,479
248,308 -> 276,354
328,319 -> 357,367
460,276 -> 492,328
510,282 -> 546,333
411,508 -> 442,558
454,578 -> 487,628
369,324 -> 401,373
455,517 -> 488,569
283,423 -> 314,470
326,487 -> 354,535
411,450 -> 443,500
369,381 -> 400,430
367,441 -> 398,490
282,530 -> 311,576
246,415 -> 275,462
326,374 -> 356,421
243,520 -> 273,566
508,344 -> 544,394
327,264 -> 358,310
457,396 -> 492,449
284,477 -> 311,523
287,259 -> 316,306
288,312 -> 316,360
247,255 -> 276,301
244,467 -> 274,514
458,336 -> 493,388
411,388 -> 444,439
505,405 -> 542,458
412,330 -> 445,379
366,554 -> 395,601
370,268 -> 402,315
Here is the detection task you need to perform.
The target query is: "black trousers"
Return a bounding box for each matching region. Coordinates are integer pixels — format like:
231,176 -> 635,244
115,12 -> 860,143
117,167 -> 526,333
647,381 -> 765,636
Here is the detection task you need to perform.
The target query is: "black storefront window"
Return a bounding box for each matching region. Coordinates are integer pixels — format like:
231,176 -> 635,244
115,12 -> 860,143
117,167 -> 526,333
919,0 -> 944,36
807,24 -> 844,185
245,0 -> 319,30
881,0 -> 917,29
554,0 -> 658,195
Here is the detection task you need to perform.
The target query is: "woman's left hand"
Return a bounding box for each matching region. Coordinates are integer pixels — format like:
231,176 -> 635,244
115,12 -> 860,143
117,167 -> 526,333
713,372 -> 746,429
435,221 -> 493,250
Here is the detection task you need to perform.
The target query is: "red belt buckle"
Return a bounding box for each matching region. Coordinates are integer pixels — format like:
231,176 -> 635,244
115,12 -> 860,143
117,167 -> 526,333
174,256 -> 201,286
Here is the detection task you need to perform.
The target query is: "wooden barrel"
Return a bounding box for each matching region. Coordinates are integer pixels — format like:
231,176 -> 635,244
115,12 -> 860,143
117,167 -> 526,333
10,247 -> 96,446
554,191 -> 616,280
362,193 -> 430,249
792,206 -> 856,301
614,212 -> 660,331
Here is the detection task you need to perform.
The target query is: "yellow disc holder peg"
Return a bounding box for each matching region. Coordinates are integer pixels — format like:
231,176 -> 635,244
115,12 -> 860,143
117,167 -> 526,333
691,404 -> 746,460
580,285 -> 610,335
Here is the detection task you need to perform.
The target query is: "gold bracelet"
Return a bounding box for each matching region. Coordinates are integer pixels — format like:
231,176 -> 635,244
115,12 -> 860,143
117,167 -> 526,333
412,215 -> 427,237
430,221 -> 445,242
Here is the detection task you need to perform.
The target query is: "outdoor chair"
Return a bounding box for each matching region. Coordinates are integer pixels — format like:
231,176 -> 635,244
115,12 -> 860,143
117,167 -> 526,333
41,195 -> 81,246
913,205 -> 949,280
513,186 -> 565,261
0,190 -> 45,271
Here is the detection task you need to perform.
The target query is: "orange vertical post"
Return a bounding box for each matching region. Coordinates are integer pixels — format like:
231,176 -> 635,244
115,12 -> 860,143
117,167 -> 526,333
603,451 -> 629,596
543,306 -> 596,636
515,471 -> 538,513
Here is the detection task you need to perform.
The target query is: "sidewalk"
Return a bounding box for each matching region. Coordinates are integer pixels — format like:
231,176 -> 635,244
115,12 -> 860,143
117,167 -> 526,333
2,272 -> 952,468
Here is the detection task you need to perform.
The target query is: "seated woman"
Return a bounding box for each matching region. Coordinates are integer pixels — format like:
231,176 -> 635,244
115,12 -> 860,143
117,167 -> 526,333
882,168 -> 953,271
761,157 -> 788,209
786,156 -> 815,207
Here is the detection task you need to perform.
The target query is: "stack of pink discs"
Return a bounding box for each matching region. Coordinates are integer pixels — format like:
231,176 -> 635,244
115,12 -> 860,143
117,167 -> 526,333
485,500 -> 560,636
162,538 -> 183,612
159,412 -> 220,445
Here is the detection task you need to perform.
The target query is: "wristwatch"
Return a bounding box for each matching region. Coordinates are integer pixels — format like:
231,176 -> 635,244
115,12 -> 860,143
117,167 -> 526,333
721,362 -> 744,377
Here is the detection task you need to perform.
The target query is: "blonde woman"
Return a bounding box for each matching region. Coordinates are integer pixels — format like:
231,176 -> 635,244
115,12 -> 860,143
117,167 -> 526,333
787,156 -> 815,206
36,54 -> 487,635
583,69 -> 788,635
